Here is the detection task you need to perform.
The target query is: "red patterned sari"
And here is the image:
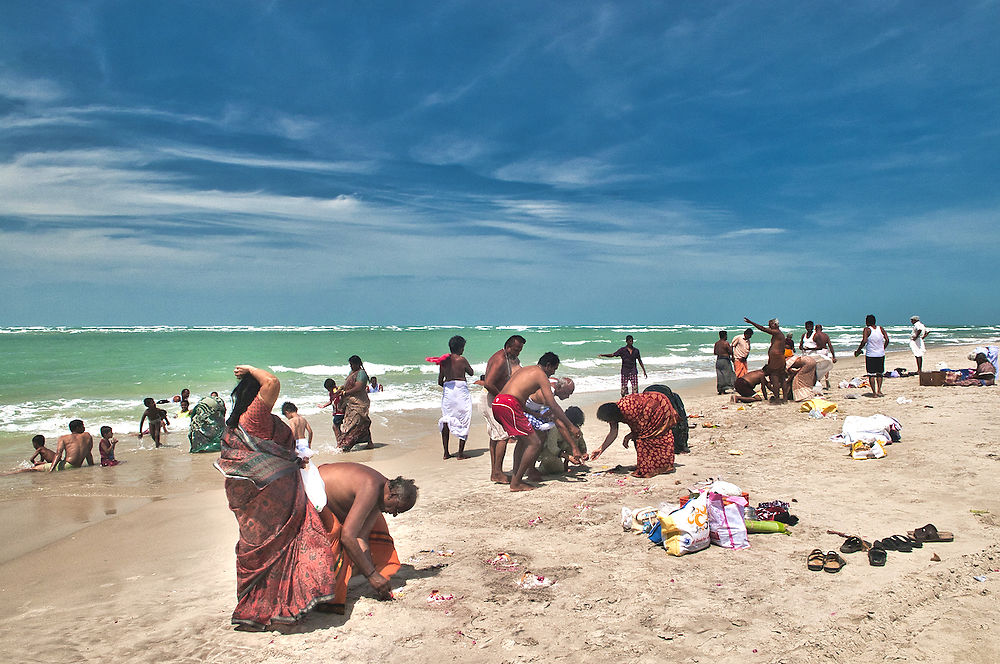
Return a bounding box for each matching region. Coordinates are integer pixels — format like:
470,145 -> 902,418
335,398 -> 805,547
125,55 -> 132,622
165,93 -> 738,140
617,392 -> 678,477
217,397 -> 340,629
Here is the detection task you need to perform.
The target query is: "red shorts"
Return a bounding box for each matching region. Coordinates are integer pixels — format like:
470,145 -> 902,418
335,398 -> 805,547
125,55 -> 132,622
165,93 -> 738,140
491,394 -> 533,437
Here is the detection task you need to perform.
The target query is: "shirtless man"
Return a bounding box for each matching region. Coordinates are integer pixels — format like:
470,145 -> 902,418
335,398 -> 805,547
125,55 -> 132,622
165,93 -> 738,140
732,368 -> 770,403
713,331 -> 735,394
281,402 -> 313,446
491,352 -> 583,492
139,397 -> 166,447
811,324 -> 837,388
744,317 -> 787,402
438,335 -> 474,460
481,335 -> 525,483
316,463 -> 417,603
49,419 -> 95,471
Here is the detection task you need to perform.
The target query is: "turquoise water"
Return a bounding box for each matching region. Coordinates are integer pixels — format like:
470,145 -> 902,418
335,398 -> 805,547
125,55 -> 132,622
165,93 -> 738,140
1,323 -> 997,468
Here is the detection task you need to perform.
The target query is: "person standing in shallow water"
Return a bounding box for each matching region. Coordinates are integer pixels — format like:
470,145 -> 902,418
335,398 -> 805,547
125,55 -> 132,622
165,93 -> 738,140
599,335 -> 647,396
333,356 -> 374,451
438,335 -> 474,460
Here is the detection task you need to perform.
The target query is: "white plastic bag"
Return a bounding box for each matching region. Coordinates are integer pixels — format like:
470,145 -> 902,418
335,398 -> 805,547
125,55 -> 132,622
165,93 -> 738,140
658,493 -> 710,556
707,493 -> 750,549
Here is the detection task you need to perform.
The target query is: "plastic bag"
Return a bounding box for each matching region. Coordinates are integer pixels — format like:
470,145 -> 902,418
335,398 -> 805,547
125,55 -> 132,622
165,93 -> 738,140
657,492 -> 710,556
850,440 -> 887,460
707,493 -> 750,549
621,506 -> 658,532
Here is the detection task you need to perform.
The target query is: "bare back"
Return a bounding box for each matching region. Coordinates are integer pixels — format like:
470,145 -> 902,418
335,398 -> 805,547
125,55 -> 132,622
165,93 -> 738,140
317,462 -> 386,525
57,432 -> 94,467
287,414 -> 311,442
439,354 -> 473,383
500,365 -> 551,403
483,348 -> 518,397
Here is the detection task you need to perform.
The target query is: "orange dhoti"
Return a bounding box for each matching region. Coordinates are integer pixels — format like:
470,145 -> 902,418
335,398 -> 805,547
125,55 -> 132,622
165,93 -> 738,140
734,358 -> 748,378
326,512 -> 401,612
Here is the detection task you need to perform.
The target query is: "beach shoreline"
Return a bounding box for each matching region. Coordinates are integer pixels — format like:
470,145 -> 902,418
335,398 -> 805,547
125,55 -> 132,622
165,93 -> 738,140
2,343 -> 999,663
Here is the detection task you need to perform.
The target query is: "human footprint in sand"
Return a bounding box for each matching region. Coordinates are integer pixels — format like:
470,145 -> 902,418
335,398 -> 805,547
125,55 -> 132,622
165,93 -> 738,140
491,352 -> 583,491
592,391 -> 679,478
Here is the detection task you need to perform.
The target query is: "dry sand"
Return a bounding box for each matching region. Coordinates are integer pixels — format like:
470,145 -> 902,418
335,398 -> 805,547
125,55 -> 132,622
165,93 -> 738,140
2,344 -> 999,663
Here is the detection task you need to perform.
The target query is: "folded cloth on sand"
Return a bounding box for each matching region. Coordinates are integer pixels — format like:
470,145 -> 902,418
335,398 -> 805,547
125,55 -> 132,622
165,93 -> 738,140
217,400 -> 339,629
438,380 -> 472,438
324,512 -> 401,613
832,414 -> 901,446
480,390 -> 509,441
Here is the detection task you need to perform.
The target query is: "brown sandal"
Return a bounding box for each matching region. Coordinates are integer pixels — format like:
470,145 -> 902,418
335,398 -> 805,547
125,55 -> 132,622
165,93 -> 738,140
807,548 -> 825,571
823,551 -> 846,573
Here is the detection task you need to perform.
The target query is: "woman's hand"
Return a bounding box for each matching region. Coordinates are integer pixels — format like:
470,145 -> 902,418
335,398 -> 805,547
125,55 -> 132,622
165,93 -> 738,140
622,432 -> 634,449
589,447 -> 605,461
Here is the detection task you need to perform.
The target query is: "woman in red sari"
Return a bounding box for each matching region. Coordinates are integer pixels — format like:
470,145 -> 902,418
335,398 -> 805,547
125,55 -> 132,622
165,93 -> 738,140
216,365 -> 340,630
591,391 -> 678,478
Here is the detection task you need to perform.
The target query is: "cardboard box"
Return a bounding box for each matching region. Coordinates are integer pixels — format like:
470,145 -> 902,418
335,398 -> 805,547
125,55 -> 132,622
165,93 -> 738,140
919,371 -> 946,386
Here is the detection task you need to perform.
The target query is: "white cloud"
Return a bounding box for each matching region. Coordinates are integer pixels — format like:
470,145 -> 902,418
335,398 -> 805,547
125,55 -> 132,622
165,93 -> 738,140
0,71 -> 66,103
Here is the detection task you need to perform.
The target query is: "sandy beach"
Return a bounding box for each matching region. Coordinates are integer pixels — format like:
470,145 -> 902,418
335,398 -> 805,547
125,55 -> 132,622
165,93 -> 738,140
2,344 -> 999,663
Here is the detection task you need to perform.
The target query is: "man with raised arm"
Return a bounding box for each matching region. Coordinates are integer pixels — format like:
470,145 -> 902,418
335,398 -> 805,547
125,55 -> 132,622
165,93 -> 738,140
491,352 -> 583,492
744,317 -> 788,402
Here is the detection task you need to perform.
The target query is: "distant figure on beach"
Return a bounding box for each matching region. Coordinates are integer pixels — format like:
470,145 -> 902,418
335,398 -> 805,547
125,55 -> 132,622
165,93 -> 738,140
49,419 -> 95,471
315,462 -> 416,613
99,426 -> 120,467
318,378 -> 345,442
491,352 -> 583,491
216,365 -> 342,630
438,335 -> 474,460
336,356 -> 374,451
30,435 -> 57,468
599,335 -> 647,396
744,317 -> 788,402
714,331 -> 736,395
368,376 -> 384,393
732,368 -> 770,403
481,335 -> 525,484
591,391 -> 679,478
732,328 -> 752,378
909,315 -> 928,373
173,388 -> 190,403
855,314 -> 889,397
139,398 -> 167,447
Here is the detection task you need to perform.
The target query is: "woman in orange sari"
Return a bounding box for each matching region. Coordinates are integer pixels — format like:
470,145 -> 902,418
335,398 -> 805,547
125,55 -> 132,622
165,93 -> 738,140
590,391 -> 678,478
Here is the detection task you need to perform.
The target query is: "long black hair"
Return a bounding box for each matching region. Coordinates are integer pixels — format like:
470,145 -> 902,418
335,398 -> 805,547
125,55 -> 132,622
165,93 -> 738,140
227,374 -> 261,428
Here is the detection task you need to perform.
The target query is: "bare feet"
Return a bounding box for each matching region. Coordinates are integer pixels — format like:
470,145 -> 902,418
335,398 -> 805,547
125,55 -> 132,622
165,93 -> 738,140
509,480 -> 536,492
365,442 -> 374,449
491,472 -> 511,484
526,469 -> 543,483
456,453 -> 470,460
443,452 -> 452,460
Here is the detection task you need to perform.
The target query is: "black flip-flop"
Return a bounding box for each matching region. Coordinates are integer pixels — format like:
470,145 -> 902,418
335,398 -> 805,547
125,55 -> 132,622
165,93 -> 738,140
888,534 -> 913,552
839,536 -> 870,554
868,544 -> 887,567
908,523 -> 954,543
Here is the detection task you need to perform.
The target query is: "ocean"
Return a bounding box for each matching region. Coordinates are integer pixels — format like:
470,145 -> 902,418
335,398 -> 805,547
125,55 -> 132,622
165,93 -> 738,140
1,323 -> 997,470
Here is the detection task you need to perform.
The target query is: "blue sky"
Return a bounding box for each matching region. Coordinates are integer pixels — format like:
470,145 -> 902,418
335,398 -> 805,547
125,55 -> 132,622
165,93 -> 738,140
1,1 -> 998,325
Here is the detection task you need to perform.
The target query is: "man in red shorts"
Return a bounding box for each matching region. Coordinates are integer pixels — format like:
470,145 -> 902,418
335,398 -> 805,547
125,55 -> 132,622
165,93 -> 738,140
491,352 -> 583,492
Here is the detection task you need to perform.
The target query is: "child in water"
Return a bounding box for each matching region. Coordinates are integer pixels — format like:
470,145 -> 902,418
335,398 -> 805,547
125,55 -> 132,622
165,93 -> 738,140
30,434 -> 57,468
99,426 -> 120,467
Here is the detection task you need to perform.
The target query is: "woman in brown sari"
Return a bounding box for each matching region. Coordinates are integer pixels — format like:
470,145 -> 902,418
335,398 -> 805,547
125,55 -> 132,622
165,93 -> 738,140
333,355 -> 374,451
216,365 -> 339,630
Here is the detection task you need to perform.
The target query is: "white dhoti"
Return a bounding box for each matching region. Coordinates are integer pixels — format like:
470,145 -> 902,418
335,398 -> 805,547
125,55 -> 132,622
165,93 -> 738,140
439,380 -> 472,439
909,338 -> 925,357
295,439 -> 327,511
805,350 -> 834,387
480,389 -> 509,441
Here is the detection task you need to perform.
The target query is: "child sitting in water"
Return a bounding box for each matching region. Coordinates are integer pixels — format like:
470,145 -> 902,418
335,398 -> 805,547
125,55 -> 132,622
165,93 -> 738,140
99,426 -> 120,467
30,434 -> 57,468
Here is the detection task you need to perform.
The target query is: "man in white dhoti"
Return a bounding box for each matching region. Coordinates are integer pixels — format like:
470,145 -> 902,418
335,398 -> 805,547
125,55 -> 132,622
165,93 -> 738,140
909,315 -> 928,373
438,335 -> 474,459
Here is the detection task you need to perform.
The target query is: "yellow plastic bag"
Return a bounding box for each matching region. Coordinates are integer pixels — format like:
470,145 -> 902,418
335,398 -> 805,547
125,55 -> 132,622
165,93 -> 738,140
657,493 -> 710,556
800,398 -> 837,415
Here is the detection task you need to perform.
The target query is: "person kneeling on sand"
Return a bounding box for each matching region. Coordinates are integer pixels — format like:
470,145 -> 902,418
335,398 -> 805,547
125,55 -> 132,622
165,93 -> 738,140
314,463 -> 417,614
732,368 -> 770,403
491,352 -> 584,491
537,405 -> 588,475
591,391 -> 679,478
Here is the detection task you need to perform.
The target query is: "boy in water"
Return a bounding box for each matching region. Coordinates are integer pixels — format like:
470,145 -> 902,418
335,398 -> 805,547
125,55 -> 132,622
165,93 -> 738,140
318,378 -> 345,442
99,426 -> 120,467
30,434 -> 57,468
281,402 -> 314,447
139,397 -> 166,447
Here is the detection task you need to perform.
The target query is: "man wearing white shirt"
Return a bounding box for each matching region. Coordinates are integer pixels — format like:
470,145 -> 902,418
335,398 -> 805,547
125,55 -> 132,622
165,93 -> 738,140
909,315 -> 928,373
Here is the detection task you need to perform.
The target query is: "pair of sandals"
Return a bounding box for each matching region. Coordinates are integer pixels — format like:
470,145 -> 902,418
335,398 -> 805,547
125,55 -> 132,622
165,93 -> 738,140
808,549 -> 846,573
838,536 -> 887,567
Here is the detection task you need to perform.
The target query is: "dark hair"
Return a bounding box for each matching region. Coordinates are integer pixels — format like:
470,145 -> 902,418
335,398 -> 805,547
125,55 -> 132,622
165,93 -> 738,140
227,374 -> 262,428
866,314 -> 876,326
596,402 -> 622,422
181,388 -> 190,397
625,335 -> 634,342
281,401 -> 297,414
210,391 -> 219,397
32,434 -> 45,448
143,397 -> 154,407
538,351 -> 560,368
784,335 -> 794,348
805,320 -> 814,327
744,328 -> 753,335
976,352 -> 988,364
323,378 -> 336,390
69,419 -> 84,433
100,426 -> 112,437
719,330 -> 727,338
348,355 -> 363,368
448,335 -> 466,354
565,405 -> 585,427
388,476 -> 419,510
504,335 -> 526,349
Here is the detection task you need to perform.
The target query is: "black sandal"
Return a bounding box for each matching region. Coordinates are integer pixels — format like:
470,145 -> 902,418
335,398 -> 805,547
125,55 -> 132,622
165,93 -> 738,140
868,544 -> 887,567
888,534 -> 913,552
839,536 -> 870,554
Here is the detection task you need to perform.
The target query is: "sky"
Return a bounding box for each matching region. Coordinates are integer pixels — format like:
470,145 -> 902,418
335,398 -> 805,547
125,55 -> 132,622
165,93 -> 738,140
1,1 -> 998,326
